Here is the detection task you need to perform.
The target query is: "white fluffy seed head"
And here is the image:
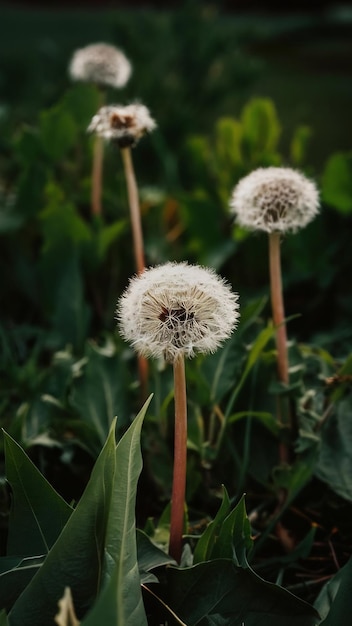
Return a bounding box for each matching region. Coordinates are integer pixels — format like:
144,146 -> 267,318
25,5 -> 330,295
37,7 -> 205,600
87,103 -> 156,147
69,43 -> 132,88
117,262 -> 240,363
230,167 -> 320,234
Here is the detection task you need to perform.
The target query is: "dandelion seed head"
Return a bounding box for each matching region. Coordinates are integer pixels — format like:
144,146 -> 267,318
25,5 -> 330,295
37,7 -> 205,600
230,167 -> 319,234
117,262 -> 239,363
87,103 -> 156,147
69,43 -> 132,88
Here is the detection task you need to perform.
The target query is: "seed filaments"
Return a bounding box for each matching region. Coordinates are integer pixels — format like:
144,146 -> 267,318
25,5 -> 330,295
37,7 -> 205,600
158,306 -> 199,352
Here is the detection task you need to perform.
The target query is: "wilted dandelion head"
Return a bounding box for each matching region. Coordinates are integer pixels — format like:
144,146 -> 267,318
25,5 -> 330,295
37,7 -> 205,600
230,167 -> 319,234
69,43 -> 132,88
87,103 -> 156,148
117,262 -> 239,363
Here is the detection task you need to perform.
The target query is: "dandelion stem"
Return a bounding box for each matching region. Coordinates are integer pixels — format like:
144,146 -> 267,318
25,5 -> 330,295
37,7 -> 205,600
120,146 -> 145,274
120,146 -> 148,396
269,231 -> 291,464
91,89 -> 105,217
91,135 -> 104,217
269,232 -> 289,385
169,355 -> 187,563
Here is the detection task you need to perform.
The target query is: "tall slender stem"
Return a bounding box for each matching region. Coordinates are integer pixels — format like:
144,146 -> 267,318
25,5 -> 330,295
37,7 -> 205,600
91,89 -> 105,217
269,231 -> 291,465
120,146 -> 145,274
91,135 -> 104,216
120,146 -> 148,396
169,355 -> 188,563
269,232 -> 289,385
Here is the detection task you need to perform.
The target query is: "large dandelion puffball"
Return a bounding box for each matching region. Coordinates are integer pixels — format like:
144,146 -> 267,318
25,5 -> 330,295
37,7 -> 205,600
88,103 -> 156,148
230,167 -> 320,234
117,262 -> 239,363
69,43 -> 132,88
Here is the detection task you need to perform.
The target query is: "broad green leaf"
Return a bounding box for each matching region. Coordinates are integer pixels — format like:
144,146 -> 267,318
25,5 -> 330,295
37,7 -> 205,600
167,559 -> 319,626
9,420 -> 117,626
315,395 -> 352,501
80,398 -> 152,626
241,98 -> 281,160
322,151 -> 352,214
314,557 -> 352,624
136,530 -> 176,583
51,253 -> 91,352
40,194 -> 92,253
70,341 -> 129,446
63,84 -> 101,128
215,117 -> 243,168
290,125 -> 312,166
4,432 -> 73,556
39,105 -> 78,162
0,556 -> 44,612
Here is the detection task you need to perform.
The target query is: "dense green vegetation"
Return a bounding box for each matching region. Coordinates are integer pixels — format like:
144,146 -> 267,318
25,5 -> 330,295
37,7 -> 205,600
1,4 -> 352,625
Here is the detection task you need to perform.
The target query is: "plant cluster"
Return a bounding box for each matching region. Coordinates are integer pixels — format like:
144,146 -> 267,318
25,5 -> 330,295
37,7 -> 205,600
1,15 -> 352,626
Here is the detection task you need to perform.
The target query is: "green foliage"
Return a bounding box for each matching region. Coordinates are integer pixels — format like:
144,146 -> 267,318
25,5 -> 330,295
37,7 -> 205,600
166,560 -> 319,626
2,399 -> 151,624
1,6 -> 352,624
315,558 -> 352,625
321,151 -> 352,213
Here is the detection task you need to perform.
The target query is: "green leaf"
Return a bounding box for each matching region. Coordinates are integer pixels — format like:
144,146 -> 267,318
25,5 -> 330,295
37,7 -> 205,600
167,559 -> 319,626
322,151 -> 352,213
96,220 -> 127,262
39,104 -> 78,162
315,395 -> 352,501
136,530 -> 176,584
227,411 -> 279,436
215,117 -> 243,168
4,431 -> 73,557
314,557 -> 352,624
70,340 -> 130,446
201,331 -> 245,405
193,491 -> 252,566
193,487 -> 231,564
290,125 -> 312,166
80,398 -> 152,626
241,98 -> 281,161
51,252 -> 91,352
0,556 -> 44,612
224,323 -> 277,418
9,420 -> 117,626
63,84 -> 101,128
0,610 -> 9,625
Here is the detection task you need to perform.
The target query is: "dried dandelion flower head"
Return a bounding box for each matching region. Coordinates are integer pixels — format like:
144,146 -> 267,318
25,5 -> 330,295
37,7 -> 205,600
230,167 -> 319,234
69,43 -> 132,88
117,262 -> 239,363
87,103 -> 156,148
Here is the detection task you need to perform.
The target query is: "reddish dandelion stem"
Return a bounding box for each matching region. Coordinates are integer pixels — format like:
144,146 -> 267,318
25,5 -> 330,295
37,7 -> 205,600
169,355 -> 188,563
120,146 -> 145,275
91,135 -> 104,217
269,231 -> 291,465
269,232 -> 289,385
